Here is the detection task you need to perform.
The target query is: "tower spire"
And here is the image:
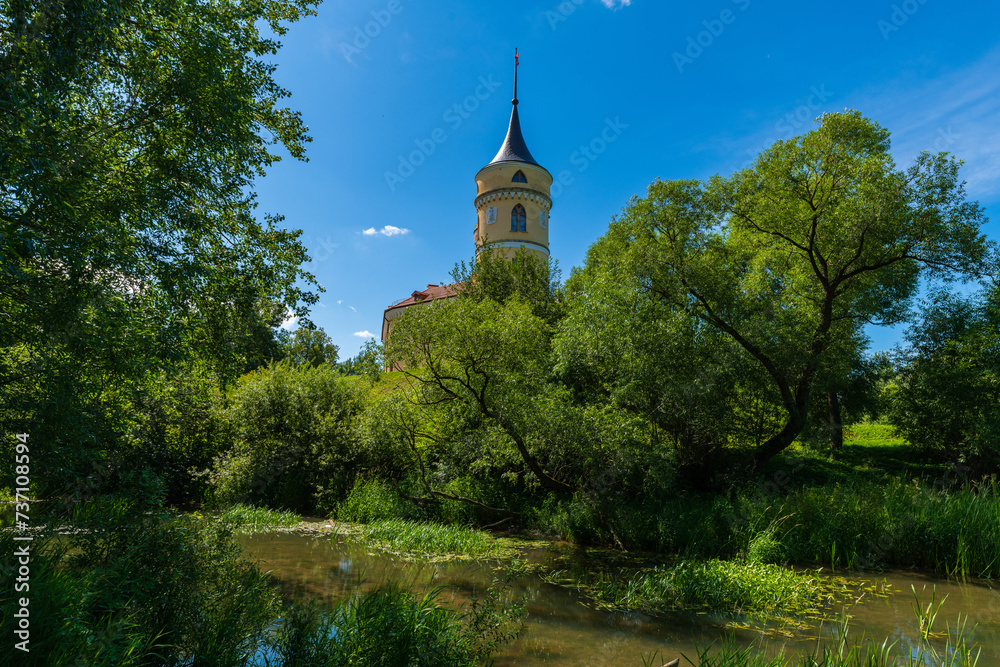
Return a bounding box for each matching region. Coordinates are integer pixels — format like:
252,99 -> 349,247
513,48 -> 519,106
489,49 -> 537,165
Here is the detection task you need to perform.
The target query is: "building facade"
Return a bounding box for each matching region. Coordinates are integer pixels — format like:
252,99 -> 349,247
381,52 -> 551,347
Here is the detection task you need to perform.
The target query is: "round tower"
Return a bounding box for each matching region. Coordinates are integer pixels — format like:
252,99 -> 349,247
474,50 -> 552,261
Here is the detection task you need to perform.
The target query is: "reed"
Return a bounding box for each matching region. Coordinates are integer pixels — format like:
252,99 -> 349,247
622,476 -> 1000,579
218,503 -> 303,530
339,518 -> 521,561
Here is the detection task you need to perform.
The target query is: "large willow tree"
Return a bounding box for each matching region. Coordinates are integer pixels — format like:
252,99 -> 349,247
584,111 -> 992,470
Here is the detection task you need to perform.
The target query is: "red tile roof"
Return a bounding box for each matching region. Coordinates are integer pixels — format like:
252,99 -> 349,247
385,283 -> 461,312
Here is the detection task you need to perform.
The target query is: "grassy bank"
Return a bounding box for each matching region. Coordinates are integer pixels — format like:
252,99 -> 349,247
215,503 -> 303,531
333,518 -> 530,562
540,474 -> 1000,579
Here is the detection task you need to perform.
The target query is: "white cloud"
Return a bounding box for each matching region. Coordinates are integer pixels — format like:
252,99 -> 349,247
353,330 -> 375,338
600,0 -> 631,8
349,306 -> 357,312
337,300 -> 342,304
362,225 -> 412,237
279,309 -> 298,330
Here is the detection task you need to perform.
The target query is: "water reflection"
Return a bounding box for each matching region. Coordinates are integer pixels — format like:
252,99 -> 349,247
239,530 -> 1000,666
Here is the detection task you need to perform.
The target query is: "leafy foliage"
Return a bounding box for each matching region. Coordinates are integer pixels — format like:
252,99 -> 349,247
0,503 -> 279,666
134,363 -> 226,504
278,325 -> 340,367
338,338 -> 384,382
210,361 -> 367,513
888,286 -> 1000,470
452,244 -> 565,324
580,111 -> 991,472
0,0 -> 321,499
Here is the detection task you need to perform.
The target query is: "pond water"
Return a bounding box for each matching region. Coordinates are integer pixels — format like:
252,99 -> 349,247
239,526 -> 1000,665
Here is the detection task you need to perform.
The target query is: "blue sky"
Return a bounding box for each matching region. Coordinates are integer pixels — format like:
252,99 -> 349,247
254,0 -> 1000,359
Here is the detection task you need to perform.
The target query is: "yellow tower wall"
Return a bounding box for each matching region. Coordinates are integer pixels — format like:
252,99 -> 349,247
474,162 -> 552,261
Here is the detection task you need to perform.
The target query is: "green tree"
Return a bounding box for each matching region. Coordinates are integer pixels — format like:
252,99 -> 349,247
554,264 -> 745,479
338,338 -> 384,381
452,244 -> 565,325
385,297 -> 576,494
0,0 -> 320,496
888,287 -> 1000,469
586,111 -> 991,471
278,325 -> 340,367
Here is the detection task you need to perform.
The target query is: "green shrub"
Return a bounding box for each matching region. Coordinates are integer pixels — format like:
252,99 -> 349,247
137,364 -> 226,504
210,361 -> 366,514
888,288 -> 1000,473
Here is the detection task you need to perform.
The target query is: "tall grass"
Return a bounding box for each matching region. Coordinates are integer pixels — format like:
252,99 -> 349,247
339,518 -> 520,561
765,477 -> 1000,577
566,476 -> 1000,578
335,477 -> 411,523
264,586 -> 482,667
218,503 -> 303,530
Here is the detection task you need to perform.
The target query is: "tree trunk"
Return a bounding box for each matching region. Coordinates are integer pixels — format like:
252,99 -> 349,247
828,391 -> 843,451
485,407 -> 576,494
752,409 -> 808,470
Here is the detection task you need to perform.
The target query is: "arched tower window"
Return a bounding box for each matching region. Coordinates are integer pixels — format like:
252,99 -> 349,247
511,204 -> 526,232
511,170 -> 527,183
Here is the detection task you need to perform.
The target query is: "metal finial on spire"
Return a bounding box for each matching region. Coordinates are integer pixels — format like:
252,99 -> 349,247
488,48 -> 540,166
513,48 -> 519,106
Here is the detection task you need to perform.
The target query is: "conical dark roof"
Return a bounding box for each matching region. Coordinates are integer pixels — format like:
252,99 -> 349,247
489,103 -> 539,166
